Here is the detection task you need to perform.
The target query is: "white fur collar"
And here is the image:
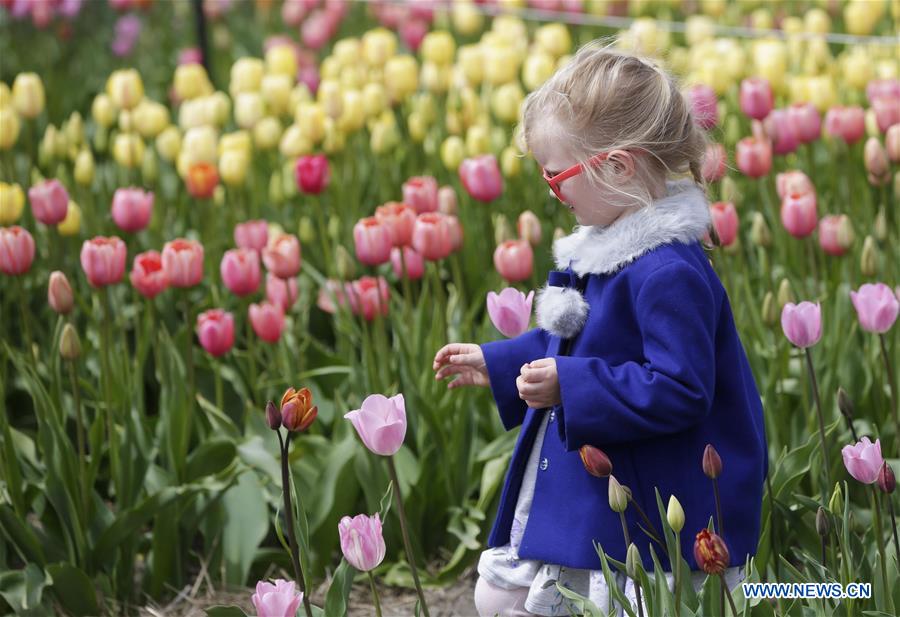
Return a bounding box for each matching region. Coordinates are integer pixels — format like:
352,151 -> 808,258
552,178 -> 711,277
535,178 -> 710,339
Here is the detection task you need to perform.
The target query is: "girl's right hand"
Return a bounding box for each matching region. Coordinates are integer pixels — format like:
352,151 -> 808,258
432,343 -> 489,389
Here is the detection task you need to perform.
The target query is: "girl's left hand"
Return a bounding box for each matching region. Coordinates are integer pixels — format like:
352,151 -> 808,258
516,357 -> 561,409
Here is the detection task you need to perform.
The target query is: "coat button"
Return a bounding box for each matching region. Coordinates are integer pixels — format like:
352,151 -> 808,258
549,410 -> 556,422
540,458 -> 549,471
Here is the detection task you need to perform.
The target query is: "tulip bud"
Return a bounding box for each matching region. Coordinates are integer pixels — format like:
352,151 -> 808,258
864,137 -> 890,186
48,271 -> 74,315
667,495 -> 685,533
280,387 -> 318,432
608,475 -> 628,513
517,210 -> 541,246
860,236 -> 878,277
494,213 -> 512,246
874,207 -> 888,242
440,136 -> 465,171
777,278 -> 794,308
328,216 -> 341,244
693,528 -> 730,575
837,387 -> 854,423
877,462 -> 895,494
702,444 -> 722,479
266,400 -> 282,430
335,245 -> 356,280
626,543 -> 641,579
297,216 -> 315,245
73,148 -> 95,186
59,323 -> 81,360
761,291 -> 778,327
750,211 -> 772,248
815,506 -> 829,537
894,171 -> 900,201
57,202 -> 82,237
579,445 -> 612,478
142,147 -> 159,184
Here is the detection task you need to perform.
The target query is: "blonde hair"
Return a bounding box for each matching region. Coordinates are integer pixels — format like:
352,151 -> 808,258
515,37 -> 711,213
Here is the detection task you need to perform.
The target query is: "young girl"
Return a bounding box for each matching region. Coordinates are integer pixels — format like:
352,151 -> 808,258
432,43 -> 767,617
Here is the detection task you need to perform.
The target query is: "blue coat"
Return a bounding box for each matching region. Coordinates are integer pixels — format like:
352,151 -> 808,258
479,180 -> 767,573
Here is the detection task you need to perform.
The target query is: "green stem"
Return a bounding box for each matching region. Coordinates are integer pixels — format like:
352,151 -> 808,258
887,495 -> 900,570
720,574 -> 739,617
68,358 -> 88,519
278,431 -> 314,617
16,277 -> 33,359
214,358 -> 224,411
246,298 -> 258,409
713,478 -> 724,537
101,288 -> 120,499
367,570 -> 383,617
804,347 -> 832,499
386,454 -> 430,617
627,495 -> 665,553
877,334 -> 899,445
674,535 -> 681,617
182,296 -> 195,480
870,488 -> 891,612
618,511 -> 643,617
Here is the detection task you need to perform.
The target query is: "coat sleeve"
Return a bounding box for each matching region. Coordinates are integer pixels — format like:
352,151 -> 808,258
553,262 -> 717,450
480,327 -> 551,431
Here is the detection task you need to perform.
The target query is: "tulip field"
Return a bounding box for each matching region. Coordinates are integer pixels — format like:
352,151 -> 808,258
1,1 -> 900,616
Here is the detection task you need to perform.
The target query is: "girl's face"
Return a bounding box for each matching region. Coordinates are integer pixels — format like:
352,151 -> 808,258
531,133 -> 642,227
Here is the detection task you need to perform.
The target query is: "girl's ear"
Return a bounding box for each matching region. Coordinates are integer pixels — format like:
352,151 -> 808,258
607,150 -> 636,179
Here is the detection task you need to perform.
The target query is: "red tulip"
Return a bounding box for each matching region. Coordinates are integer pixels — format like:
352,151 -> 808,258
739,77 -> 773,121
824,106 -> 865,145
787,102 -> 821,144
295,154 -> 330,195
401,175 -> 439,214
80,236 -> 127,287
700,143 -> 727,183
196,309 -> 235,357
735,137 -> 772,178
346,276 -> 390,321
686,83 -> 718,130
28,179 -> 69,225
220,248 -> 261,297
411,212 -> 453,261
353,217 -> 393,266
111,187 -> 154,233
48,271 -> 74,314
162,238 -> 204,288
693,529 -> 730,574
186,162 -> 219,199
130,250 -> 168,298
262,233 -> 302,279
266,272 -> 299,311
702,443 -> 723,479
249,301 -> 285,343
780,191 -> 818,238
579,445 -> 612,478
390,246 -> 424,280
459,154 -> 503,202
374,201 -> 417,247
493,239 -> 533,283
234,219 -> 269,252
710,202 -> 739,246
817,215 -> 854,256
0,226 -> 36,276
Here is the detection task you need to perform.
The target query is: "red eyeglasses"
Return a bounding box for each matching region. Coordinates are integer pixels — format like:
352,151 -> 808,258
541,152 -> 612,202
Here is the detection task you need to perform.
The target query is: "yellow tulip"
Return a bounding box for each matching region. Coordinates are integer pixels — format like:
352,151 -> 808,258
753,39 -> 787,94
491,82 -> 523,123
412,93 -> 436,124
421,31 -> 456,65
408,112 -> 427,143
865,108 -> 881,138
484,45 -> 519,85
317,79 -> 344,119
219,130 -> 252,156
106,69 -> 144,110
842,49 -> 874,90
289,83 -> 313,110
319,55 -> 342,81
500,146 -> 521,178
74,149 -> 95,186
522,52 -> 555,91
362,28 -> 397,66
208,94 -> 234,127
182,125 -> 218,163
786,76 -> 811,105
230,57 -> 264,95
0,83 -> 9,108
262,74 -> 293,117
113,133 -> 145,168
64,112 -> 84,149
700,0 -> 726,17
370,117 -> 399,154
465,123 -> 490,156
384,55 -> 419,103
142,147 -> 158,184
253,116 -> 282,150
685,15 -> 716,46
750,8 -> 773,31
92,93 -> 116,128
623,18 -> 670,56
339,89 -> 365,132
695,59 -> 731,96
804,7 -> 831,34
459,87 -> 482,128
457,44 -> 483,85
339,64 -> 364,90
178,98 -> 206,130
322,118 -> 346,154
219,149 -> 249,186
802,37 -> 832,75
362,82 -> 387,117
452,0 -> 483,36
333,38 -> 361,67
0,106 -> 20,150
0,182 -> 25,224
296,102 -> 326,143
235,92 -> 265,129
174,63 -> 213,101
156,125 -> 182,162
445,110 -> 462,135
535,23 -> 571,58
844,1 -> 875,36
806,76 -> 836,112
279,123 -> 313,158
12,72 -> 45,119
57,201 -> 81,236
421,62 -> 451,94
134,99 -> 170,138
266,44 -> 298,78
441,135 -> 465,170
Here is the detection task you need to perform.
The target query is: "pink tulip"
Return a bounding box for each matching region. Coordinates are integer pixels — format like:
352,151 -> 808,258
196,309 -> 235,357
493,239 -> 533,283
48,271 -> 74,314
301,10 -> 333,50
400,18 -> 429,52
866,79 -> 900,106
28,179 -> 69,225
817,215 -> 853,256
686,84 -> 718,130
781,301 -> 822,348
178,47 -> 203,65
780,191 -> 818,238
487,288 -> 535,338
295,154 -> 330,195
344,392 -> 407,456
787,102 -> 821,144
776,170 -> 815,200
346,276 -> 390,321
375,201 -> 417,247
864,137 -> 890,186
710,202 -> 739,247
739,77 -> 773,120
338,513 -> 386,572
353,217 -> 393,266
162,239 -> 204,288
886,124 -> 900,163
80,236 -> 127,287
842,437 -> 884,485
517,210 -> 542,246
281,0 -> 309,27
872,96 -> 900,133
701,143 -> 727,183
317,278 -> 349,314
0,226 -> 36,275
262,234 -> 302,279
411,212 -> 453,261
446,215 -> 464,253
234,219 -> 269,252
220,248 -> 261,297
390,246 -> 424,280
266,272 -> 299,311
735,137 -> 772,178
111,187 -> 154,233
459,155 -> 503,202
763,108 -> 799,155
249,301 -> 285,343
824,106 -> 866,145
438,185 -> 457,215
298,65 -> 320,96
130,250 -> 168,298
251,579 -> 303,617
401,175 -> 439,214
850,283 -> 899,334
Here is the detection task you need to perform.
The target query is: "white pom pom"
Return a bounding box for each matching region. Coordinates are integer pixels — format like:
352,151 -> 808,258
535,285 -> 589,339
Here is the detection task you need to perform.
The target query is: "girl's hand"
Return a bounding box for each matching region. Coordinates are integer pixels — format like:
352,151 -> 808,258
433,343 -> 489,389
517,358 -> 561,409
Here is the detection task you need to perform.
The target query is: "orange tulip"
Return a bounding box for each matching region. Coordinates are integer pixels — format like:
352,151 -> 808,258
186,161 -> 219,199
281,387 -> 318,432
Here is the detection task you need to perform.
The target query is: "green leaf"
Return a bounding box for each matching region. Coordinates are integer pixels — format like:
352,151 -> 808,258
378,480 -> 394,523
0,505 -> 46,567
222,471 -> 269,585
46,563 -> 100,617
204,606 -> 250,617
0,564 -> 47,614
323,558 -> 355,617
186,439 -> 238,482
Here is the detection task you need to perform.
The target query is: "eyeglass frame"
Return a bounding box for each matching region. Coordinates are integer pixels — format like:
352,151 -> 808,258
540,150 -> 636,202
